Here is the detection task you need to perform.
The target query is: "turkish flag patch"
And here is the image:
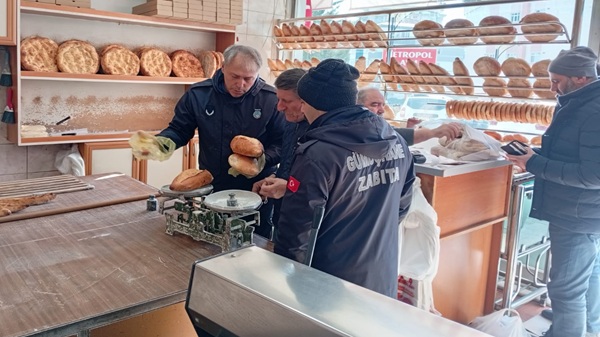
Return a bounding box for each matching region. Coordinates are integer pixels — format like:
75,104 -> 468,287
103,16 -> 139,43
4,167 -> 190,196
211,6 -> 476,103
287,176 -> 300,192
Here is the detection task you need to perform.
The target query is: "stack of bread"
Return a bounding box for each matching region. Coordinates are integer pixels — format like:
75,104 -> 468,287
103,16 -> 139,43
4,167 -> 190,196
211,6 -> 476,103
411,12 -> 563,46
228,136 -> 264,177
473,56 -> 554,99
273,19 -> 387,49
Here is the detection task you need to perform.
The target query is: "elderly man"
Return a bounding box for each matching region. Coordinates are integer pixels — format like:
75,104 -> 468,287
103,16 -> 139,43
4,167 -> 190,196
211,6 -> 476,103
506,46 -> 600,337
274,59 -> 415,297
357,87 -> 462,145
130,44 -> 285,239
253,68 -> 309,234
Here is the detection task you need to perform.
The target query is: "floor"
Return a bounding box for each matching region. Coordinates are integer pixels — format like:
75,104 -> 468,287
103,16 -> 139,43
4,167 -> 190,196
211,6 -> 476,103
515,300 -> 552,337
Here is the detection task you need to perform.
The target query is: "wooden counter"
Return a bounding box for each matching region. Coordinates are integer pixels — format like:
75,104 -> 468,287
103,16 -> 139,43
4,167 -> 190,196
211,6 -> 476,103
417,163 -> 513,324
0,173 -> 269,337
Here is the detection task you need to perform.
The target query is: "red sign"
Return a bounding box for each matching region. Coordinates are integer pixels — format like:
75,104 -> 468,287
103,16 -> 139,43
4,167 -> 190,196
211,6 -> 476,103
390,48 -> 437,66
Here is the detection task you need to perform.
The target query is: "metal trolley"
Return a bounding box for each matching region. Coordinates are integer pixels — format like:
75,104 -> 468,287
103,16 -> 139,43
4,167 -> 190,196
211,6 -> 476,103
498,173 -> 551,309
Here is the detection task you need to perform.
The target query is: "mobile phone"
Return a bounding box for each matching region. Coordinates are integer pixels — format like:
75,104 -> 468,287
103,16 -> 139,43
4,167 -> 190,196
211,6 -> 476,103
501,140 -> 529,156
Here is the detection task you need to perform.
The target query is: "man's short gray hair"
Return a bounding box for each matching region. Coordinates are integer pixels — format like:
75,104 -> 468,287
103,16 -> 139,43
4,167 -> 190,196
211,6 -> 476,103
357,87 -> 381,105
223,44 -> 263,70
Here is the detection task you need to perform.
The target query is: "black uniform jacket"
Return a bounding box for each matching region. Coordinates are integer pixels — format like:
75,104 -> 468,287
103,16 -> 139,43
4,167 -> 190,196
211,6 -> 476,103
275,105 -> 415,298
158,70 -> 286,192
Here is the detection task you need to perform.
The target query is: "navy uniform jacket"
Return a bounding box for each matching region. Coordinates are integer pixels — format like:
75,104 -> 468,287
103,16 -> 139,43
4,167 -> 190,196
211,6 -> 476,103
527,79 -> 600,233
158,70 -> 286,192
275,105 -> 415,298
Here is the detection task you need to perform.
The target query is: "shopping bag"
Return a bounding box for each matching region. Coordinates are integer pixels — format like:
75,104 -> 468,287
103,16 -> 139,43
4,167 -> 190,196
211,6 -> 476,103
398,176 -> 440,280
469,308 -> 531,337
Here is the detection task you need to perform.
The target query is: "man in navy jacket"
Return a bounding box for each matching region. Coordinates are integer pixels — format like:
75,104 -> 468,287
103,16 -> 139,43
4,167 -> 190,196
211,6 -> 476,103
506,46 -> 600,337
274,59 -> 415,298
133,44 -> 285,239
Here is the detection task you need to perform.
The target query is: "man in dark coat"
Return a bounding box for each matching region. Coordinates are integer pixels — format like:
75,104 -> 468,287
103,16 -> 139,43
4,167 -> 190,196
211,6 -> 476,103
130,44 -> 286,239
506,46 -> 600,337
274,59 -> 415,298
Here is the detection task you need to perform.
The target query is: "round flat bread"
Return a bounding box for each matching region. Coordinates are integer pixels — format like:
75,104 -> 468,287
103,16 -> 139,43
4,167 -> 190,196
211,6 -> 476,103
501,57 -> 531,77
453,57 -> 474,95
20,36 -> 59,72
520,13 -> 563,42
138,47 -> 172,77
507,78 -> 533,98
483,78 -> 508,97
171,50 -> 204,78
101,44 -> 140,76
57,39 -> 99,74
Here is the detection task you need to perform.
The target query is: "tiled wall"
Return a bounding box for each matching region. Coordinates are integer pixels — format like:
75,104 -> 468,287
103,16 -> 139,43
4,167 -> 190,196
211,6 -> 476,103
0,0 -> 290,183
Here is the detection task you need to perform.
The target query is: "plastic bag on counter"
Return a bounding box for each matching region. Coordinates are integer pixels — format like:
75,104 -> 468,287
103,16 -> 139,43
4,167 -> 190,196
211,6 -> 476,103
431,124 -> 501,161
469,309 -> 531,337
55,144 -> 85,176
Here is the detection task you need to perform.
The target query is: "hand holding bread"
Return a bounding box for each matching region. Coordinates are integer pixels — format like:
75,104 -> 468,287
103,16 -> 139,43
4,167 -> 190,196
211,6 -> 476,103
228,135 -> 265,178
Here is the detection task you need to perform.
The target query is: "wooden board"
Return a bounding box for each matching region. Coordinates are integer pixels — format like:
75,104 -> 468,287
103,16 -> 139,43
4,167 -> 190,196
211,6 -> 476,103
0,174 -> 93,198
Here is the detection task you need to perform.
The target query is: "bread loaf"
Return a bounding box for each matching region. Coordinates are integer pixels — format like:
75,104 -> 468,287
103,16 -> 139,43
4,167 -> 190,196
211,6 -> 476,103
484,130 -> 502,141
444,19 -> 478,45
20,36 -> 59,72
478,16 -> 516,44
533,79 -> 555,99
531,59 -> 551,77
483,78 -> 508,97
169,169 -> 213,191
230,135 -> 264,158
413,20 -> 445,46
501,57 -> 531,77
507,78 -> 533,98
228,154 -> 260,177
474,56 -> 502,76
453,57 -> 474,95
520,13 -> 563,42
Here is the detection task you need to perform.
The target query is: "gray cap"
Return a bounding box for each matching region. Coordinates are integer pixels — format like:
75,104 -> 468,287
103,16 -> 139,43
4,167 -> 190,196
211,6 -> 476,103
548,46 -> 599,78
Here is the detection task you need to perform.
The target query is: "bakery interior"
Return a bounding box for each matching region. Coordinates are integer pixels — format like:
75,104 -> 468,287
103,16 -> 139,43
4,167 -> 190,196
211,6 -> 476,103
0,0 -> 599,336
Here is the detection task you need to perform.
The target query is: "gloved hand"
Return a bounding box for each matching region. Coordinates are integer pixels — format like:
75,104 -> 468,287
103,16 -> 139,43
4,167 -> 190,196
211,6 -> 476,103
129,130 -> 176,162
228,153 -> 266,179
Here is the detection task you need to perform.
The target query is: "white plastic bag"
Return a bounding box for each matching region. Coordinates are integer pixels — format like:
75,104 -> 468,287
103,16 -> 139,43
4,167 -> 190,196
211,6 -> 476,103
55,144 -> 85,176
469,309 -> 531,337
398,176 -> 440,280
430,124 -> 502,162
397,177 -> 441,315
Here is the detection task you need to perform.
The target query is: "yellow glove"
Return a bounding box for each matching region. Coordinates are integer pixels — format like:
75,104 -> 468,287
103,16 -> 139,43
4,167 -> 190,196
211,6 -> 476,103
129,131 -> 176,162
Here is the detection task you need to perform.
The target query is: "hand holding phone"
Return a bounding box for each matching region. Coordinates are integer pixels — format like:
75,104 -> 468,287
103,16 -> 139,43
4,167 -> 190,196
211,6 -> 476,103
501,140 -> 529,156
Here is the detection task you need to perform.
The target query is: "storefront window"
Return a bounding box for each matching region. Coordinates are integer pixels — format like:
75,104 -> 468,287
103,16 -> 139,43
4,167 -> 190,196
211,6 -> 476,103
288,0 -> 594,133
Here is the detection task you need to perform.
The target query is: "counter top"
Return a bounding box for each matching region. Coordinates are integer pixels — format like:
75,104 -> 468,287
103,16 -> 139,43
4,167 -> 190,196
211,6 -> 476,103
415,159 -> 511,177
0,173 -> 269,337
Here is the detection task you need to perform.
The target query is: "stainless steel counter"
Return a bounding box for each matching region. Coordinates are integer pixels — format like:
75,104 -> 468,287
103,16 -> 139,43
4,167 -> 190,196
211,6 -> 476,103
415,159 -> 511,177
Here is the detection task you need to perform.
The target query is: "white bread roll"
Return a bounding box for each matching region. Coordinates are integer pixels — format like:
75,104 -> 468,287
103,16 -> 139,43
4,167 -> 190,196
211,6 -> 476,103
228,154 -> 260,177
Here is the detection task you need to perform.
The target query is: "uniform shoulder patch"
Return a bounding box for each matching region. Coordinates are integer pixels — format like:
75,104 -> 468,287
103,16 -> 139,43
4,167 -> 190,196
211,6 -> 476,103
287,176 -> 300,192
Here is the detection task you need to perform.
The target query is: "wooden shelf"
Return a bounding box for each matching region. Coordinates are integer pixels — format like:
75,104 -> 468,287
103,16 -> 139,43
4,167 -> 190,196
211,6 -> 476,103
20,1 -> 236,33
19,131 -> 139,145
20,71 -> 206,84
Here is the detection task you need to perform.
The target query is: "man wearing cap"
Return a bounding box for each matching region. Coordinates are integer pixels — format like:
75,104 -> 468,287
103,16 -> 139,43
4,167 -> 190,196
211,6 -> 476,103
274,59 -> 415,298
506,46 -> 600,337
357,87 -> 463,145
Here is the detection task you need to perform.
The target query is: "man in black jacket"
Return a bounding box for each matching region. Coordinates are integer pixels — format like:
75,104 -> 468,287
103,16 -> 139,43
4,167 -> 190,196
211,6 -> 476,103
130,44 -> 286,239
274,59 -> 415,298
506,46 -> 600,337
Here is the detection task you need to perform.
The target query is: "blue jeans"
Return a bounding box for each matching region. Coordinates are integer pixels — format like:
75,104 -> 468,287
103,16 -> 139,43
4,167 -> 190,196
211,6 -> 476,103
546,224 -> 600,337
